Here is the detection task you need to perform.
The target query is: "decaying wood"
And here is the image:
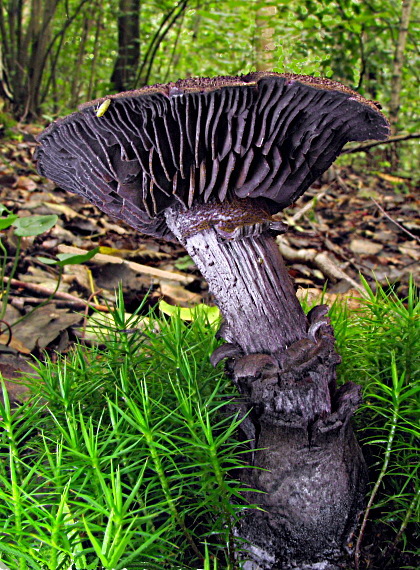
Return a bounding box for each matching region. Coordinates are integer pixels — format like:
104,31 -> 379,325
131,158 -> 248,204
277,237 -> 366,296
3,276 -> 109,311
8,295 -> 107,312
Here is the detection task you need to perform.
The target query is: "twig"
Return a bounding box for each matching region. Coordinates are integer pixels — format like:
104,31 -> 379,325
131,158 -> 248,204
341,132 -> 420,154
371,198 -> 420,243
81,290 -> 105,339
277,237 -> 368,297
289,188 -> 328,223
2,277 -> 109,311
0,320 -> 12,345
8,296 -> 108,311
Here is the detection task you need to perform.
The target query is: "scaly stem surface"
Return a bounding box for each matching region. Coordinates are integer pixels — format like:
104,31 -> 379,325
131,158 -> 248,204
165,200 -> 308,356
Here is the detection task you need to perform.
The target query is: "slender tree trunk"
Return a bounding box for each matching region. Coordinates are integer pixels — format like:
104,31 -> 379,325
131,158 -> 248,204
136,0 -> 188,87
388,0 -> 414,168
24,0 -> 57,119
87,4 -> 104,101
111,0 -> 140,92
389,0 -> 413,132
0,41 -> 12,101
255,2 -> 277,71
70,11 -> 92,108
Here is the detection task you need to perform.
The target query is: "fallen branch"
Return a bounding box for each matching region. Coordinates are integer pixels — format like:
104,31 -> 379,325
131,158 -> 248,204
8,296 -> 107,312
341,132 -> 420,154
57,245 -> 195,285
277,237 -> 368,297
3,277 -> 109,311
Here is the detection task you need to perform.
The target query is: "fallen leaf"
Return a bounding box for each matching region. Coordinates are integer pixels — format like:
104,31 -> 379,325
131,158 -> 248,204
19,266 -> 72,293
377,172 -> 407,184
11,304 -> 83,351
83,311 -> 152,342
0,335 -> 31,353
42,201 -> 83,218
398,242 -> 420,260
159,283 -> 203,307
14,175 -> 37,191
159,300 -> 220,325
0,353 -> 40,411
349,239 -> 383,255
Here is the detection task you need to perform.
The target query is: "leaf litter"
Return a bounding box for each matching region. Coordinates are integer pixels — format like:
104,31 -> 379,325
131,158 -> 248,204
0,129 -> 418,400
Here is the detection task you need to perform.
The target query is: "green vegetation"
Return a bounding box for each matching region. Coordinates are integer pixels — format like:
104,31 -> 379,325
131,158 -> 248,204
0,1 -> 417,171
0,290 -> 248,569
0,280 -> 418,569
334,277 -> 419,564
0,207 -> 58,321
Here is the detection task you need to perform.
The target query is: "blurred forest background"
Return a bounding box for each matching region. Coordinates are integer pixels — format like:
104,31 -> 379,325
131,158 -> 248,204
0,0 -> 418,173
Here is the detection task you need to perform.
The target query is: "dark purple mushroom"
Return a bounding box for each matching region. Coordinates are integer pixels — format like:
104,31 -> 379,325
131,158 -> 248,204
36,72 -> 390,567
36,72 -> 389,361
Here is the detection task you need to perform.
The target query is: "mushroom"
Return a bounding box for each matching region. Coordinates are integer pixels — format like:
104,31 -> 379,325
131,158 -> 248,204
36,72 -> 388,363
36,72 -> 390,567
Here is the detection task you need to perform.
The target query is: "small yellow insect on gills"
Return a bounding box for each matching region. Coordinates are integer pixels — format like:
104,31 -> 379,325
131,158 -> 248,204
95,99 -> 111,117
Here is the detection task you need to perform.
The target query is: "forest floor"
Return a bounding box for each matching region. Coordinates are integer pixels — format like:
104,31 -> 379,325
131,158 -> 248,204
0,126 -> 419,568
1,124 -> 418,400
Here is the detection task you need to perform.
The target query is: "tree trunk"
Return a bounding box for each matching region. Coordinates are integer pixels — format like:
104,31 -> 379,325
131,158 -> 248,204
165,200 -> 367,568
255,2 -> 277,72
388,0 -> 414,169
389,0 -> 414,132
111,0 -> 140,92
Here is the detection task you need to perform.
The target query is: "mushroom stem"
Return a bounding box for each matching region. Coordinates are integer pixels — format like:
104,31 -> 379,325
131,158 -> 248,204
165,200 -> 308,357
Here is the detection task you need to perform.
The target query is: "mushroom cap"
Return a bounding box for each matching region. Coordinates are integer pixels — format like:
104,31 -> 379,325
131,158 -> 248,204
36,72 -> 389,239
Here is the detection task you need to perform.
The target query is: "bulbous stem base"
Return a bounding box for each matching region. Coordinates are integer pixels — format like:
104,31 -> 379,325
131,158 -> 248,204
165,199 -> 366,568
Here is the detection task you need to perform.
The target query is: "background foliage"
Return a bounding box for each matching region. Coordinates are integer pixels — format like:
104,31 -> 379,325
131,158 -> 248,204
0,1 -> 418,162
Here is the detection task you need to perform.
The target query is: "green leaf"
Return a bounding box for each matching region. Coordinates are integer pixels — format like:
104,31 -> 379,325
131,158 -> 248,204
38,247 -> 99,266
159,300 -> 220,325
0,214 -> 18,230
13,215 -> 58,237
174,255 -> 195,270
0,205 -> 12,216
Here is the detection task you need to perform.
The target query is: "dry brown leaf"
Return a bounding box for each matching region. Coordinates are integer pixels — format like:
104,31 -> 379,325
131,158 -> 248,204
11,304 -> 83,351
398,242 -> 420,260
297,287 -> 363,311
159,283 -> 203,307
0,335 -> 31,353
42,201 -> 83,218
349,239 -> 383,255
377,172 -> 407,184
14,175 -> 37,191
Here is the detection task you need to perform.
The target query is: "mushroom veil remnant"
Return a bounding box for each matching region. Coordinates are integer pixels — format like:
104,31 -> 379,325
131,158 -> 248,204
36,72 -> 389,569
